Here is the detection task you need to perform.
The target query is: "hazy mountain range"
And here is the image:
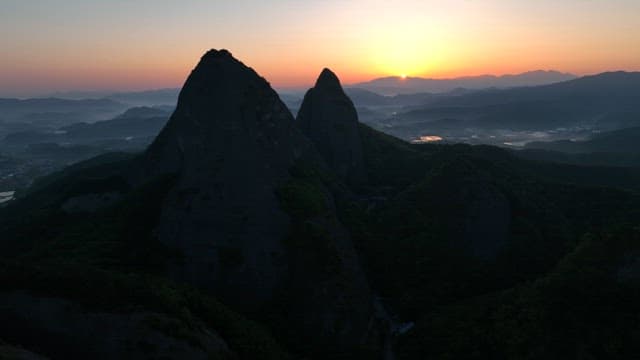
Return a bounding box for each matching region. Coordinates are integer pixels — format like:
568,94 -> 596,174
0,98 -> 128,124
48,88 -> 181,107
2,70 -> 638,150
29,69 -> 575,106
352,70 -> 577,95
382,71 -> 640,143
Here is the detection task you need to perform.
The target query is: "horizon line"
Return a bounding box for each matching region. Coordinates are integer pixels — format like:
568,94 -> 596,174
2,68 -> 639,99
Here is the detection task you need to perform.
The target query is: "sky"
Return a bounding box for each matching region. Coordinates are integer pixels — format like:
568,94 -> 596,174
1,0 -> 639,96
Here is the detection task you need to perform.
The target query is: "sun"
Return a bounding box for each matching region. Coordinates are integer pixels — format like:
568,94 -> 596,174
400,74 -> 407,79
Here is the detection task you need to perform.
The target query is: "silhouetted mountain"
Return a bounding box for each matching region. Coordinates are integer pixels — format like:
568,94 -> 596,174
136,50 -> 375,354
137,49 -> 314,298
0,49 -> 386,358
4,51 -> 640,360
297,68 -> 367,185
354,70 -> 576,95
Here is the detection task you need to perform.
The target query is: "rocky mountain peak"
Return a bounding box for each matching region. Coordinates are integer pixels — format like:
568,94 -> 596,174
297,69 -> 367,185
139,47 -> 303,177
315,67 -> 343,92
137,49 -> 314,304
202,48 -> 233,59
131,50 -> 376,352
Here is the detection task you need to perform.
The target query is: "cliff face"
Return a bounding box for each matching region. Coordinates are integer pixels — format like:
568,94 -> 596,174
138,49 -> 312,306
134,50 -> 376,352
297,68 -> 367,186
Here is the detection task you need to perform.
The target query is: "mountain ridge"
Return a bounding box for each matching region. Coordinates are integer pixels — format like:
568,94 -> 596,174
352,69 -> 577,95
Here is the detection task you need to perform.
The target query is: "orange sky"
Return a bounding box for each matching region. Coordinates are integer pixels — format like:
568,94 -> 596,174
1,0 -> 639,96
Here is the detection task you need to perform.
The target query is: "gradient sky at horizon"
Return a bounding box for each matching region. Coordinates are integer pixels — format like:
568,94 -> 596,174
1,0 -> 639,96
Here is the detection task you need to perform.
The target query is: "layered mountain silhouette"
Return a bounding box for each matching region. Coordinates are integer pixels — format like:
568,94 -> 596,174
428,71 -> 640,108
0,98 -> 128,126
297,68 -> 367,185
386,71 -> 640,139
4,49 -> 640,360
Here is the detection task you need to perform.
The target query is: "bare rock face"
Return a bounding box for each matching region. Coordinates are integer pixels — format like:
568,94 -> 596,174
137,49 -> 315,307
297,69 -> 367,185
132,50 -> 376,353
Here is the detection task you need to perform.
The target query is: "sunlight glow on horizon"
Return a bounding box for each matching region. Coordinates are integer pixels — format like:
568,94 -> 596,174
1,0 -> 639,96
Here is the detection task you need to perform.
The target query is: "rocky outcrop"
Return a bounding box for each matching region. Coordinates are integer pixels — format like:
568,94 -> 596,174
297,68 -> 367,185
136,49 -> 316,307
132,50 -> 376,353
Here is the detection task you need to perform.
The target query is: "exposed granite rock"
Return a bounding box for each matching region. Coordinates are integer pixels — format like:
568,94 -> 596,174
130,50 -> 377,352
135,49 -> 316,307
0,291 -> 231,360
297,68 -> 367,186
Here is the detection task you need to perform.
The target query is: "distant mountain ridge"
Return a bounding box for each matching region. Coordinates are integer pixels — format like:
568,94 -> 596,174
353,70 -> 577,95
0,98 -> 129,129
428,71 -> 640,107
383,71 -> 640,141
43,89 -> 180,107
29,70 -> 577,106
0,97 -> 127,121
